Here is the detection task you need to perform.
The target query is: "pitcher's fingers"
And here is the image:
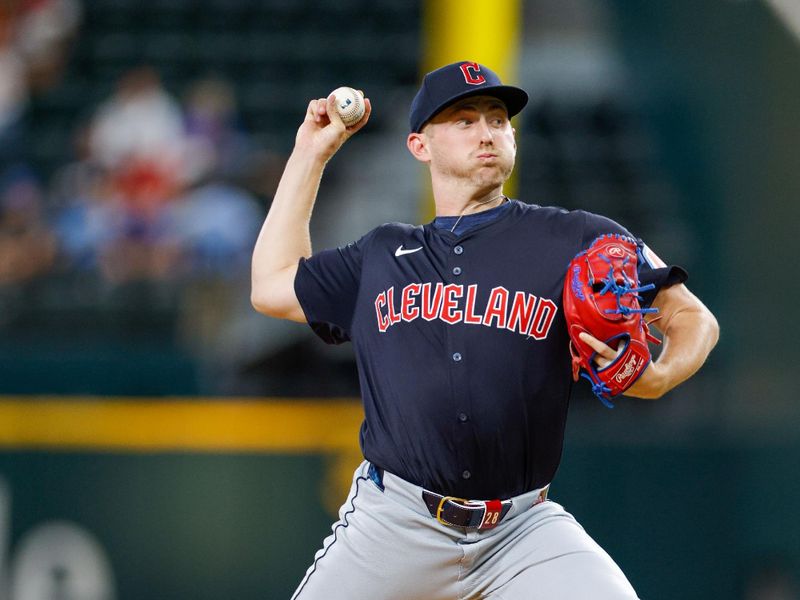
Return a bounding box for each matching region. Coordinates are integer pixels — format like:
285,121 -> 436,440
306,99 -> 328,122
578,332 -> 617,360
347,97 -> 372,133
325,93 -> 346,128
305,99 -> 318,121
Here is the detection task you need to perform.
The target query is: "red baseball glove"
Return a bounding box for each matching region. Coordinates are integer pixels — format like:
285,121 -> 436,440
563,234 -> 660,407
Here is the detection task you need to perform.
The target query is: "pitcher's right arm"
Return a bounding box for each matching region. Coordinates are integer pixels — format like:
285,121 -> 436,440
251,93 -> 371,322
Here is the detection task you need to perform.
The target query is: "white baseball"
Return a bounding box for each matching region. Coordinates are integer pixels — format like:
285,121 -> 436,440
331,86 -> 365,127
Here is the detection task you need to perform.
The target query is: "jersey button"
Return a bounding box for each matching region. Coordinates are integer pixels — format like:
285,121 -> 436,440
452,266 -> 462,276
452,352 -> 462,362
462,470 -> 471,480
454,245 -> 464,255
458,412 -> 469,422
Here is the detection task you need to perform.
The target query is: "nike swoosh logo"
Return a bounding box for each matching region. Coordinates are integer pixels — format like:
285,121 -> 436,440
395,245 -> 423,257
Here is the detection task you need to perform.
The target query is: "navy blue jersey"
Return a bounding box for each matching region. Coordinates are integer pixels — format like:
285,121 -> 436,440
294,200 -> 685,499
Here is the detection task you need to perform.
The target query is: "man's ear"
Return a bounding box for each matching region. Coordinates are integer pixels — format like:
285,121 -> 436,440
407,132 -> 430,163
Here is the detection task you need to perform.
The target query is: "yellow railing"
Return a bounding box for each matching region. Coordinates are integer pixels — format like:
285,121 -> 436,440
0,397 -> 363,452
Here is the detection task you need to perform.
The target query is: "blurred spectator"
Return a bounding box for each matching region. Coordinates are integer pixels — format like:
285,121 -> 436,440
0,164 -> 55,284
89,66 -> 185,171
0,9 -> 27,168
13,0 -> 82,92
94,211 -> 181,284
49,125 -> 117,273
164,181 -> 263,279
172,77 -> 265,278
182,75 -> 288,204
53,163 -> 116,273
50,122 -> 114,273
0,0 -> 82,169
0,44 -> 24,134
183,76 -> 254,184
51,119 -> 177,283
76,67 -> 189,283
89,66 -> 187,218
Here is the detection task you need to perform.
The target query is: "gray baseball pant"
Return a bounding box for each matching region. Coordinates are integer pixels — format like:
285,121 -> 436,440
291,461 -> 639,600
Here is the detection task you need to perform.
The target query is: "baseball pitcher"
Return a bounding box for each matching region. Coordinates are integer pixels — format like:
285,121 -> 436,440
251,61 -> 719,600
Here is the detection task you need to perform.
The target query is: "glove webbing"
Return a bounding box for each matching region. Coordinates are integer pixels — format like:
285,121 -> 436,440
595,254 -> 658,317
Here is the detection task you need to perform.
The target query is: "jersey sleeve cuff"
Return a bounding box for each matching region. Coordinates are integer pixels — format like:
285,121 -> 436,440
638,265 -> 688,307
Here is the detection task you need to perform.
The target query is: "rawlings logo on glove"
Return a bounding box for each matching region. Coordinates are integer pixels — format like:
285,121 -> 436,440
562,234 -> 660,407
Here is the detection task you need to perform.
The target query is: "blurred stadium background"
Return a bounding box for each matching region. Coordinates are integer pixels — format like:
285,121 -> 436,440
0,0 -> 797,598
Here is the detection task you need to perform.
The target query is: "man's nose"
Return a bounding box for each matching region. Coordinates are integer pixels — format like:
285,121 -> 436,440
477,116 -> 494,143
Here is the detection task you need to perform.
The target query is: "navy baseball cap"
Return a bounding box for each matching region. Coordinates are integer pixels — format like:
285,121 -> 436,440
409,61 -> 529,133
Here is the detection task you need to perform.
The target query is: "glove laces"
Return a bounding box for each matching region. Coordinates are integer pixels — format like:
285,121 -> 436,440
596,254 -> 659,316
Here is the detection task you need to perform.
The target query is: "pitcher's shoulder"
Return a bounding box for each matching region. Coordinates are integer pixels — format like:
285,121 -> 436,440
510,200 -> 589,227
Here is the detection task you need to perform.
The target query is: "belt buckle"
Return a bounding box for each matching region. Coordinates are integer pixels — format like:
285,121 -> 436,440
435,495 -> 467,526
436,496 -> 504,530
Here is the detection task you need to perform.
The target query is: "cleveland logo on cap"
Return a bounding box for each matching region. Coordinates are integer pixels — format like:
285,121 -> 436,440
408,61 -> 529,133
459,62 -> 486,85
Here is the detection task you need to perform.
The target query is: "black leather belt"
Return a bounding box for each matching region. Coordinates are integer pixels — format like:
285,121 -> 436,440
368,464 -> 516,530
422,490 -> 512,530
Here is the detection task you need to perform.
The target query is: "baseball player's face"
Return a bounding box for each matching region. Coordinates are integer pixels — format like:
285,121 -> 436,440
412,96 -> 517,191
